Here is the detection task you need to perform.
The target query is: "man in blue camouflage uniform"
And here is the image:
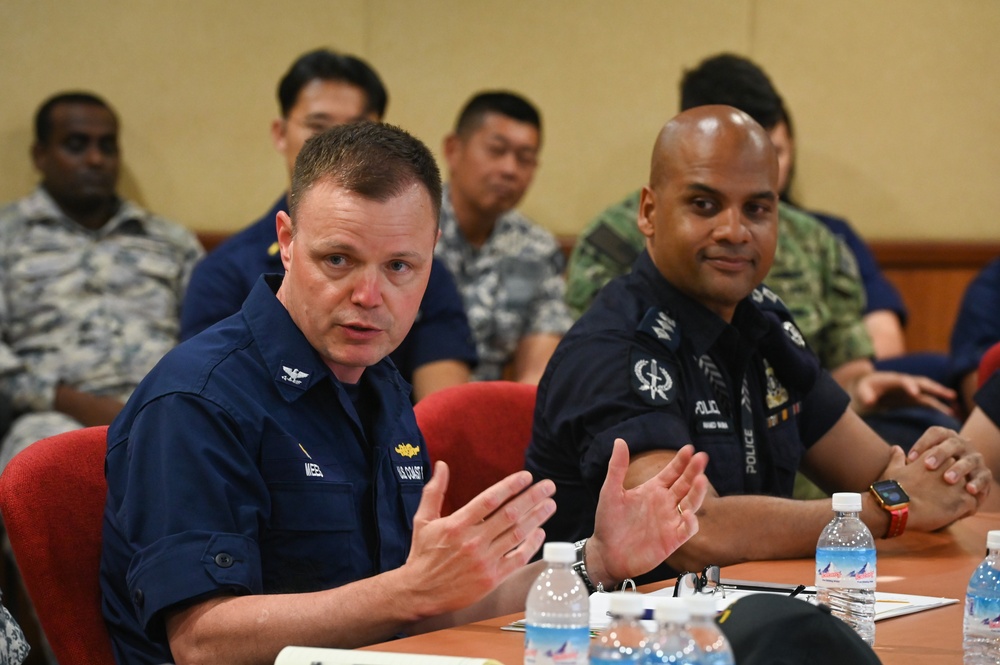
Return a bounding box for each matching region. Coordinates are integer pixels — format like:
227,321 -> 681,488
436,92 -> 572,383
0,92 -> 203,471
528,105 -> 990,578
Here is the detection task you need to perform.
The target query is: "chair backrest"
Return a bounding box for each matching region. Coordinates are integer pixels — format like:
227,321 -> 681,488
979,341 -> 1000,389
0,426 -> 114,665
414,381 -> 537,516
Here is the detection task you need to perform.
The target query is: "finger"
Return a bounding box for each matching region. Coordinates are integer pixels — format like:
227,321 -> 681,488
917,431 -> 965,471
499,526 -> 547,571
492,495 -> 556,559
676,452 -> 710,513
967,472 -> 993,500
913,376 -> 957,400
601,438 -> 630,499
908,426 -> 952,461
941,451 -> 986,486
412,461 -> 449,526
661,447 -> 704,505
450,469 -> 536,525
910,392 -> 956,416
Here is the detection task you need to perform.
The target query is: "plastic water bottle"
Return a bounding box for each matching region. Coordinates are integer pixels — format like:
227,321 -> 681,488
815,492 -> 876,646
524,542 -> 590,665
685,596 -> 734,665
963,529 -> 1000,664
643,597 -> 703,664
590,592 -> 647,663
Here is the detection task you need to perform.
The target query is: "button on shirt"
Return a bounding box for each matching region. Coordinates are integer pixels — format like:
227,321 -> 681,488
0,187 -> 203,412
526,251 -> 850,546
435,185 -> 572,381
101,275 -> 429,665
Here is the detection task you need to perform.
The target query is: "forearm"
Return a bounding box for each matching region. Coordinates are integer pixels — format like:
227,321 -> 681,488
829,358 -> 875,401
53,383 -> 124,426
512,333 -> 561,385
167,566 -> 433,665
411,360 -> 470,402
863,310 -> 906,359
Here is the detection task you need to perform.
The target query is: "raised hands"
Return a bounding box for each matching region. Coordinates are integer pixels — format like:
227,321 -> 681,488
585,439 -> 709,588
851,370 -> 957,417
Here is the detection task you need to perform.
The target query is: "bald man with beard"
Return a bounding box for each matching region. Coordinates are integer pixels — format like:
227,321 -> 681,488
526,105 -> 991,576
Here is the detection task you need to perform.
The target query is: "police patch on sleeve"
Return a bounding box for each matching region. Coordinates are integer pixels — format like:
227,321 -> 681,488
782,321 -> 806,348
638,307 -> 681,351
630,352 -> 676,406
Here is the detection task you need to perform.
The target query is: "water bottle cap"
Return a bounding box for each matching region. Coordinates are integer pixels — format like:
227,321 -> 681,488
654,597 -> 691,623
607,591 -> 645,617
686,594 -> 718,617
831,492 -> 862,512
542,542 -> 576,564
987,530 -> 1000,550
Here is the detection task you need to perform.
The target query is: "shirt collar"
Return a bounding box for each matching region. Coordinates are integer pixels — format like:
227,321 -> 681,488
22,186 -> 150,235
631,250 -> 770,356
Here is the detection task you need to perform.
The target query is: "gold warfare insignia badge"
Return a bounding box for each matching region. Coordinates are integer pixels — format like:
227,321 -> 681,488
764,361 -> 789,409
394,443 -> 421,458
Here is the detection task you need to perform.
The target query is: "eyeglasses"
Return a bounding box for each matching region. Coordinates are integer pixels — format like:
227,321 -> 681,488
673,564 -> 726,598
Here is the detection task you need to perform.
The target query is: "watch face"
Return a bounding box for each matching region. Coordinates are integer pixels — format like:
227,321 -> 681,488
872,479 -> 910,506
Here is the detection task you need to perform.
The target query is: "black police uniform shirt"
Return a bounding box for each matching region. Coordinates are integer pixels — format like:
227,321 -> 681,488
526,251 -> 850,546
101,275 -> 429,665
975,370 -> 1000,429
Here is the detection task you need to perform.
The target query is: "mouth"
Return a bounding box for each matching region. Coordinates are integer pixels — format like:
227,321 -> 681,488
340,322 -> 384,340
704,254 -> 754,272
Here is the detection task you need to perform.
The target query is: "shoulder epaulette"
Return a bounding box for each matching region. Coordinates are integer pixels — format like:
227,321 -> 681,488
750,284 -> 790,315
637,306 -> 681,352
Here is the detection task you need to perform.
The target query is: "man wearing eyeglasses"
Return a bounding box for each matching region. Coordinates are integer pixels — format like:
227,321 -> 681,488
180,49 -> 476,402
526,105 -> 991,577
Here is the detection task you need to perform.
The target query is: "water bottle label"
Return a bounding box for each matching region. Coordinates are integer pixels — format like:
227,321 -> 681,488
524,625 -> 589,665
815,547 -> 876,589
966,593 -> 1000,634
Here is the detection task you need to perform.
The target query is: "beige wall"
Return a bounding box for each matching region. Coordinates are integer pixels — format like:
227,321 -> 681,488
1,0 -> 998,240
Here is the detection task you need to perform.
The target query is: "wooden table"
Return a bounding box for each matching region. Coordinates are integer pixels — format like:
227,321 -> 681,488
363,512 -> 1000,664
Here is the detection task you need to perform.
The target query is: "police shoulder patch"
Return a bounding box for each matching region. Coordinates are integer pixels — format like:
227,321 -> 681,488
637,307 -> 681,351
629,350 -> 677,406
782,320 -> 807,348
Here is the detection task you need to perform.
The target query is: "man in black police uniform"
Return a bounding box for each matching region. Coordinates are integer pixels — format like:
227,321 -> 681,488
101,121 -> 710,665
526,105 -> 990,576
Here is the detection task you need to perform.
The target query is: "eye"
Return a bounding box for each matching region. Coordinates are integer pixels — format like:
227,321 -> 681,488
305,121 -> 331,135
486,143 -> 507,158
99,138 -> 119,157
744,202 -> 772,218
388,260 -> 411,273
63,136 -> 87,154
327,255 -> 347,267
691,198 -> 718,215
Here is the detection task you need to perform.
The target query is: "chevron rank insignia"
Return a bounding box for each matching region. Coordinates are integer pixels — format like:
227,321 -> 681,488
637,307 -> 681,352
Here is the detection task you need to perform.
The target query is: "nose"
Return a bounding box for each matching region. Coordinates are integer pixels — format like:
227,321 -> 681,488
84,143 -> 107,168
712,208 -> 751,243
350,267 -> 384,309
497,150 -> 520,178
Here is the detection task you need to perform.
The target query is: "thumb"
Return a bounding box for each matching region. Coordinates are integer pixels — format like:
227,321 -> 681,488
883,445 -> 907,476
601,438 -> 629,498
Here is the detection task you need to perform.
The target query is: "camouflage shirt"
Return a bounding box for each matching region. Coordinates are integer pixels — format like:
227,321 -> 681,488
436,185 -> 572,381
0,187 -> 204,412
566,190 -> 873,370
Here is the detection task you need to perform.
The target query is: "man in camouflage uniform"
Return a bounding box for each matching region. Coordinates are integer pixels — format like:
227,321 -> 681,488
566,55 -> 958,451
0,92 -> 203,470
436,91 -> 572,383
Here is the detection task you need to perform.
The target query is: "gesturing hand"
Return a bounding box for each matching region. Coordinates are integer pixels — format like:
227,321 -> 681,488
586,440 -> 709,588
852,371 -> 956,416
401,461 -> 556,618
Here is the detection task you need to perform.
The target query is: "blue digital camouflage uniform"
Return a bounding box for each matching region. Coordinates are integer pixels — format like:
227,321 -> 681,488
0,187 -> 203,469
435,185 -> 573,381
0,589 -> 28,664
565,190 -> 874,369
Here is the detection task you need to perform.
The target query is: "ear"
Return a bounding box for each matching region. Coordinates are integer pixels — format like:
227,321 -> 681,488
30,142 -> 46,172
276,210 -> 294,271
636,186 -> 656,240
271,118 -> 288,154
443,133 -> 462,171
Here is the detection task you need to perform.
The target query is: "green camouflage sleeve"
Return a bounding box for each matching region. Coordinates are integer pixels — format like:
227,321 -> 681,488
565,190 -> 646,319
769,203 -> 874,370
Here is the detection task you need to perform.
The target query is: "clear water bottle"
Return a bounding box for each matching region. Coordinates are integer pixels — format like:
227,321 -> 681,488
815,492 -> 876,646
590,592 -> 647,664
685,596 -> 734,665
963,529 -> 1000,664
524,542 -> 590,665
643,597 -> 703,664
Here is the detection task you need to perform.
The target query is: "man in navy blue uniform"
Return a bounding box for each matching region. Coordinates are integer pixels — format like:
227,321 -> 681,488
101,122 -> 711,665
526,106 -> 990,576
180,49 -> 476,401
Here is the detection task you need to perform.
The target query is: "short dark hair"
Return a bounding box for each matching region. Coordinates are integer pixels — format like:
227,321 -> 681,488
453,91 -> 541,139
290,122 -> 441,224
680,54 -> 786,130
35,92 -> 116,145
277,49 -> 388,119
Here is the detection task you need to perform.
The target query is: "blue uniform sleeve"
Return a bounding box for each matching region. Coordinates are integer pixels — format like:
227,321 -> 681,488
951,258 -> 1000,380
109,393 -> 267,630
180,248 -> 253,341
812,211 -> 907,322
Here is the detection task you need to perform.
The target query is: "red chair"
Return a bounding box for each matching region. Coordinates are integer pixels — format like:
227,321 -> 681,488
0,426 -> 115,665
414,381 -> 537,516
978,341 -> 1000,389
